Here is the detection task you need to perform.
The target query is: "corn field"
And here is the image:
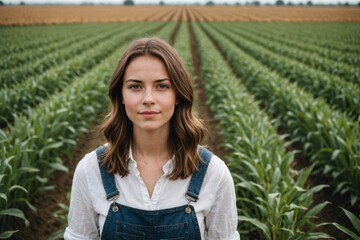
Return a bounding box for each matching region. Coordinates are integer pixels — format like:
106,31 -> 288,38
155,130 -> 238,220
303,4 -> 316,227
1,16 -> 360,239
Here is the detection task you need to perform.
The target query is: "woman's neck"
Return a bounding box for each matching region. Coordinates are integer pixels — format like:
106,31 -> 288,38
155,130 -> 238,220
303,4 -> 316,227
132,128 -> 171,162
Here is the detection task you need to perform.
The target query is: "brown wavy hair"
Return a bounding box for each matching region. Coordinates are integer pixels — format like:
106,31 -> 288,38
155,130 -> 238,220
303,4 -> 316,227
100,37 -> 206,180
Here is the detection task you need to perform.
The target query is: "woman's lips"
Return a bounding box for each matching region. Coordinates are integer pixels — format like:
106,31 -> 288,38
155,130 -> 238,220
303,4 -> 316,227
139,111 -> 159,118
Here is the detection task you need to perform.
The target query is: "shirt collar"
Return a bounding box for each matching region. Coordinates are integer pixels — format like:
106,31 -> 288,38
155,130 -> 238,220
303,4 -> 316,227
128,145 -> 175,175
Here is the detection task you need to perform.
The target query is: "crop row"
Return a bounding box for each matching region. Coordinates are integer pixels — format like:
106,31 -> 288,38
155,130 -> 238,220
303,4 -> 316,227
174,22 -> 194,76
200,23 -> 360,207
230,23 -> 360,68
0,24 -> 109,56
0,23 -> 162,129
192,22 -> 330,239
0,24 -> 132,88
261,23 -> 360,54
218,23 -> 359,85
0,22 -> 176,238
210,23 -> 360,120
0,24 -> 117,70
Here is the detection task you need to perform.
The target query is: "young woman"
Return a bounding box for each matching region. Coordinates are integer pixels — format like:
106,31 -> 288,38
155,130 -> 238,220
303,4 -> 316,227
64,37 -> 240,240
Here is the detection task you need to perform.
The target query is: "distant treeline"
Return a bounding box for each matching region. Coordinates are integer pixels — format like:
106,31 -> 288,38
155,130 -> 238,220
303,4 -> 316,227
1,0 -> 359,7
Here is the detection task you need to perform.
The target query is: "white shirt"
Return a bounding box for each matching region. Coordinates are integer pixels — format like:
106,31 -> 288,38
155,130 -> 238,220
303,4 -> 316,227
64,146 -> 240,240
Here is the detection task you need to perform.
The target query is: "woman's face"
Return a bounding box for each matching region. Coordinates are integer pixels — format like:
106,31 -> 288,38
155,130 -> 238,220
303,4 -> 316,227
122,55 -> 177,133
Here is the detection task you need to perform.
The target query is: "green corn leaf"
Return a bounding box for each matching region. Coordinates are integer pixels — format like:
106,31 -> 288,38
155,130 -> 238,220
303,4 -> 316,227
48,163 -> 69,172
8,184 -> 28,194
270,167 -> 281,191
0,193 -> 7,202
351,195 -> 358,207
0,175 -> 5,183
306,201 -> 330,218
0,208 -> 28,225
238,216 -> 270,239
14,167 -> 39,174
299,232 -> 334,240
331,149 -> 342,160
297,201 -> 330,228
35,175 -> 49,184
43,142 -> 63,151
0,230 -> 19,239
279,227 -> 294,236
341,207 -> 360,233
237,181 -> 264,197
35,185 -> 55,193
332,222 -> 360,240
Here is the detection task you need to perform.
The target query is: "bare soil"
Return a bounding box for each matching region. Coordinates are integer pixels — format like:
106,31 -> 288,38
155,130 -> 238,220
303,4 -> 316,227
1,6 -> 360,26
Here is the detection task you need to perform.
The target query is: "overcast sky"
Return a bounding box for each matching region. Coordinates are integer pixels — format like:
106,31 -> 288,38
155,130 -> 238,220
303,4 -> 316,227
3,0 -> 358,5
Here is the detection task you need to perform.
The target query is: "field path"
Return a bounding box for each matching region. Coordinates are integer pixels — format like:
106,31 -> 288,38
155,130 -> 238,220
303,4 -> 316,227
188,21 -> 228,157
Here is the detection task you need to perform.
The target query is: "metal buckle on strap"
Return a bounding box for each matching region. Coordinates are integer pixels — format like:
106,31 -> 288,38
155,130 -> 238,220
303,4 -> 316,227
109,193 -> 120,213
108,193 -> 119,202
185,193 -> 198,202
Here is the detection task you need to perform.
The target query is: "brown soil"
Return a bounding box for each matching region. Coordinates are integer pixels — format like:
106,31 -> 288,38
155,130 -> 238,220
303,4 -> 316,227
188,21 -> 228,158
1,6 -> 360,26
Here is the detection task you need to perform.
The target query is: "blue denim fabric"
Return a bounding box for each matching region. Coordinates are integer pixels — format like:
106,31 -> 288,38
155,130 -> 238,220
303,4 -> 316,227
96,146 -> 212,240
96,147 -> 119,200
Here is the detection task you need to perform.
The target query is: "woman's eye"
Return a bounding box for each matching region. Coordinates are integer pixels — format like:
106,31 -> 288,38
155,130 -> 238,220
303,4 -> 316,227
129,85 -> 141,90
158,84 -> 170,89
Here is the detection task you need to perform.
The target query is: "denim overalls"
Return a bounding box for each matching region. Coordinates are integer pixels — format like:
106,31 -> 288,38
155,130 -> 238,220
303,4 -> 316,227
96,146 -> 212,240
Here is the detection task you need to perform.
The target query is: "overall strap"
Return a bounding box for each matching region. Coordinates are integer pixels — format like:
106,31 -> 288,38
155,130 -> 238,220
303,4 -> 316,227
96,146 -> 120,201
186,146 -> 212,202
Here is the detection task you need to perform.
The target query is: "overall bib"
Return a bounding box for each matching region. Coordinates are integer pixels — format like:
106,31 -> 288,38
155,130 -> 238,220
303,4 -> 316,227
96,146 -> 212,240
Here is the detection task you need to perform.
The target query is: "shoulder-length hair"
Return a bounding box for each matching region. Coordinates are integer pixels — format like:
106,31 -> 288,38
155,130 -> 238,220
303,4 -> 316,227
100,37 -> 206,180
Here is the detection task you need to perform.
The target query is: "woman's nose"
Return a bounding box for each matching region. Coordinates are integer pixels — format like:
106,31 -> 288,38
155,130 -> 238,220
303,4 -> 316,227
142,89 -> 155,105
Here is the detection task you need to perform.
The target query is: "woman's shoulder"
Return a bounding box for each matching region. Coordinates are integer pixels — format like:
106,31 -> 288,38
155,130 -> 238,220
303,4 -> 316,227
73,145 -> 105,180
202,147 -> 230,179
198,147 -> 234,202
76,149 -> 98,169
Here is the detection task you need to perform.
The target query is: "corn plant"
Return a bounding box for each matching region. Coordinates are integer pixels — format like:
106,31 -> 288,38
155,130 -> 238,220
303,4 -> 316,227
219,23 -> 360,86
332,208 -> 360,240
210,23 -> 360,120
173,22 -> 201,113
269,23 -> 360,54
0,24 -> 115,70
173,22 -> 194,76
0,24 -> 130,88
0,25 -> 86,56
200,22 -> 360,207
227,23 -> 360,68
192,22 -> 331,240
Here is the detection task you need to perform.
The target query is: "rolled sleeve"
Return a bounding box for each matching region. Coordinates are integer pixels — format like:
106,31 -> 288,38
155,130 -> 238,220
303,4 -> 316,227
64,155 -> 99,240
205,164 -> 240,240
